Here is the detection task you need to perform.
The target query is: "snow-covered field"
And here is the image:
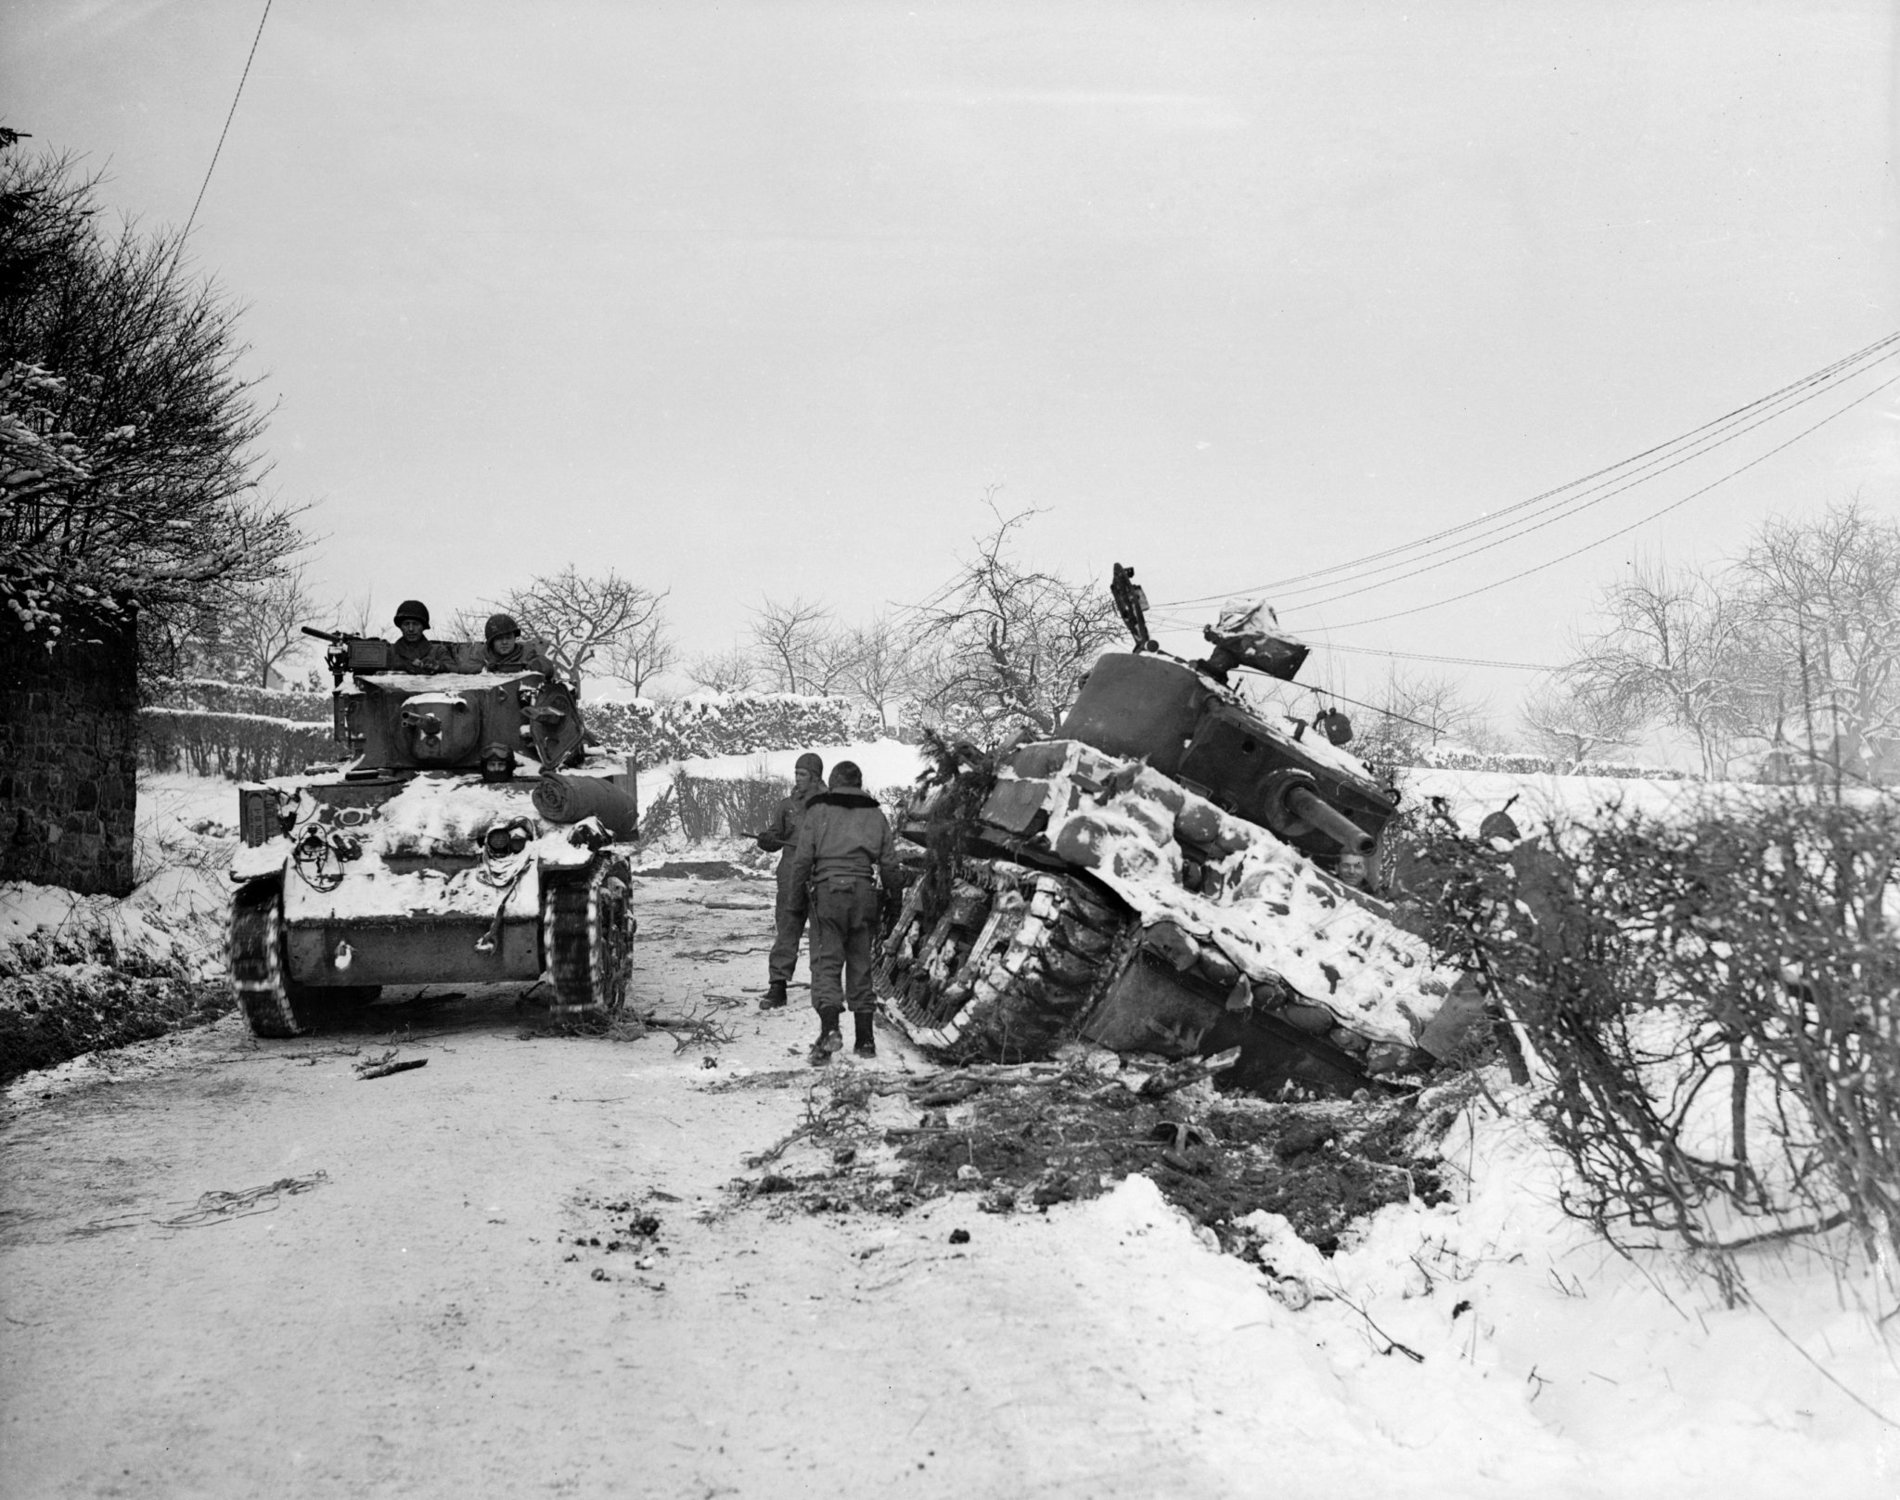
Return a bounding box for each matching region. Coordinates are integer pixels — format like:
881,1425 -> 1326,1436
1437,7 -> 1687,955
3,757 -> 1898,1492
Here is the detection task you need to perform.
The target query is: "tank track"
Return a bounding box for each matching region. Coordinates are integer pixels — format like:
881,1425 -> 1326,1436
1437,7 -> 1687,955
876,857 -> 1130,1061
543,855 -> 636,1018
228,882 -> 314,1039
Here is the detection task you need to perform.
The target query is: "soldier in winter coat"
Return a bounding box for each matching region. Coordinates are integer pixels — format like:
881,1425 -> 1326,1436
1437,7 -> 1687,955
786,760 -> 900,1063
755,752 -> 824,1009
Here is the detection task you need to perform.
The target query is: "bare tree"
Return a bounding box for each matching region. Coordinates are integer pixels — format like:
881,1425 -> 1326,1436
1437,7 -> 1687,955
1731,498 -> 1900,779
338,591 -> 380,639
601,609 -> 680,697
1353,664 -> 1494,766
750,596 -> 834,694
843,614 -> 919,730
491,568 -> 667,696
0,142 -> 304,672
1521,674 -> 1647,770
222,566 -> 326,686
909,504 -> 1122,737
799,627 -> 862,696
687,647 -> 758,694
1568,559 -> 1753,778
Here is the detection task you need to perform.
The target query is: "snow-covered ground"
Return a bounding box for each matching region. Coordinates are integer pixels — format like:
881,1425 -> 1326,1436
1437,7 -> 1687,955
3,760 -> 1897,1492
1037,1095 -> 1898,1496
642,737 -> 930,796
1406,765 -> 1789,838
2,772 -> 233,982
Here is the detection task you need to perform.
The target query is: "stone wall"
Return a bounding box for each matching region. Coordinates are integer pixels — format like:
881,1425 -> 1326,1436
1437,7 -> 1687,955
0,609 -> 139,895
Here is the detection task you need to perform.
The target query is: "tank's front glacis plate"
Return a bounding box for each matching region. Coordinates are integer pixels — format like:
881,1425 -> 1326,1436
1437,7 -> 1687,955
281,861 -> 544,986
257,772 -> 611,988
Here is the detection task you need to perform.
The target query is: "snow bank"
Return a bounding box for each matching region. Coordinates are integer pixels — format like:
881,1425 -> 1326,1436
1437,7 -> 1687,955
1061,1097 -> 1896,1496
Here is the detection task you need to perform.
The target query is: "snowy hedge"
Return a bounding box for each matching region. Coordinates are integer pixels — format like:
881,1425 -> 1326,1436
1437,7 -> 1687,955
138,708 -> 335,781
135,683 -> 883,780
144,677 -> 329,722
584,694 -> 884,767
1404,746 -> 1696,781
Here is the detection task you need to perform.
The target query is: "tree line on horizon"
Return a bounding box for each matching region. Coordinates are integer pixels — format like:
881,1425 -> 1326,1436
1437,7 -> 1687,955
6,139 -> 1894,781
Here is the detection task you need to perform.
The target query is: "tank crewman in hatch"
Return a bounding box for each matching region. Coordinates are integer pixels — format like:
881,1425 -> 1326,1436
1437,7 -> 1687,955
389,601 -> 448,672
482,613 -> 561,680
786,760 -> 900,1064
753,752 -> 825,1010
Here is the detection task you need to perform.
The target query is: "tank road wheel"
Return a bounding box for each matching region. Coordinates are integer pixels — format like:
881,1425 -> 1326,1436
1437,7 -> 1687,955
228,882 -> 320,1039
545,856 -> 636,1019
876,858 -> 1131,1061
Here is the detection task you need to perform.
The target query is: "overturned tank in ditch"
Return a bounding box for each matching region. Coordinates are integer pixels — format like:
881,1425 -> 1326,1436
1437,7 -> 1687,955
875,568 -> 1478,1096
224,628 -> 639,1038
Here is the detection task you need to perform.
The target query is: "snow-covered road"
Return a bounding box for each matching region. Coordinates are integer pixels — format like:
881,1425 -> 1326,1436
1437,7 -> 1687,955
2,871 -> 1893,1499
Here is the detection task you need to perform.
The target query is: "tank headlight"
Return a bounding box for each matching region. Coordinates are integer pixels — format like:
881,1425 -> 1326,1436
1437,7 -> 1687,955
485,823 -> 531,855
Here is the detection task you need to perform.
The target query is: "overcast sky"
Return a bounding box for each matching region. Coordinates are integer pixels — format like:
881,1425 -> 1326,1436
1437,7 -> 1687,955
7,1 -> 1897,727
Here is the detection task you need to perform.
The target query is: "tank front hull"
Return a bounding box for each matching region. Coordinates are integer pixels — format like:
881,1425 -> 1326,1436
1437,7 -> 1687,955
284,915 -> 540,986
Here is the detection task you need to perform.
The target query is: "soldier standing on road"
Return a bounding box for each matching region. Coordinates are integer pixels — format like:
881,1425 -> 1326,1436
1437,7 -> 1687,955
389,601 -> 444,672
755,752 -> 825,1010
786,761 -> 900,1064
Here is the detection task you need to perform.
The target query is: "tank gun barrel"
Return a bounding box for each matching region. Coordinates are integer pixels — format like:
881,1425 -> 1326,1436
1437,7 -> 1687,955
301,625 -> 347,644
1284,782 -> 1375,856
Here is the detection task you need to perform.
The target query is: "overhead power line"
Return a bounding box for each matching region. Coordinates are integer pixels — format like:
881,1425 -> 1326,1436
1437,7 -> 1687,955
182,0 -> 274,240
1315,372 -> 1900,632
1276,348 -> 1900,615
1250,680 -> 1450,739
1312,643 -> 1560,672
1158,331 -> 1900,610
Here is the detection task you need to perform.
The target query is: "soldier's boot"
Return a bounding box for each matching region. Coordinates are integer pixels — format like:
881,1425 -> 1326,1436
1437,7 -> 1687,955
852,1010 -> 876,1059
760,980 -> 788,1011
808,1007 -> 843,1066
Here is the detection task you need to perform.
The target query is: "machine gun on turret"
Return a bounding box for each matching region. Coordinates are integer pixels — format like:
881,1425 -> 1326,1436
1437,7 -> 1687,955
301,625 -> 389,683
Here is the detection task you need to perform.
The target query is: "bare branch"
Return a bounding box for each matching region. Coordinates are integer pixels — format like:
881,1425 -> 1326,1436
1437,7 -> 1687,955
908,502 -> 1121,737
1521,674 -> 1647,770
488,568 -> 668,696
686,647 -> 759,694
749,597 -> 834,694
